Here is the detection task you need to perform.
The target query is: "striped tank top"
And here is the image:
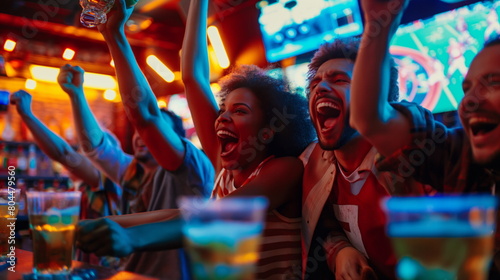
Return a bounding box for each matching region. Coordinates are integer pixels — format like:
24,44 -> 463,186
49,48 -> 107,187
211,157 -> 302,279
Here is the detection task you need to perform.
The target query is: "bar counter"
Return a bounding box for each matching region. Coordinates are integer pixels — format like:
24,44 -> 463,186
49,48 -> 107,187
1,249 -> 158,280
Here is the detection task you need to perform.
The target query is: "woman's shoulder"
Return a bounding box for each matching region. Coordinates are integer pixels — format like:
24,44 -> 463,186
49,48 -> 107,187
269,155 -> 303,163
265,156 -> 304,172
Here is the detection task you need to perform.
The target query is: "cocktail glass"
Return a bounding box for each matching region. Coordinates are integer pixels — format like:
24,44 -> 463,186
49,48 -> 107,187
384,195 -> 497,280
179,196 -> 268,280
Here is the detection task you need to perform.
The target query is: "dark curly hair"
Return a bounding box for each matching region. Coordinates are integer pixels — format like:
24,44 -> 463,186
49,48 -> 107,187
218,65 -> 315,158
307,37 -> 399,102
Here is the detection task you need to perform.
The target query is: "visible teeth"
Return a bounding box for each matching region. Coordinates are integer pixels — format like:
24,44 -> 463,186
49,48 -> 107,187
217,130 -> 237,138
317,102 -> 340,111
469,117 -> 497,125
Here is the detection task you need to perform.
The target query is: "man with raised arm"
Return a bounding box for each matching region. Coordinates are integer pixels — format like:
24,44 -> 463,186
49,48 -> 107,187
301,3 -> 435,277
59,16 -> 214,277
350,0 -> 500,277
10,89 -> 122,266
10,90 -> 121,219
58,64 -> 164,215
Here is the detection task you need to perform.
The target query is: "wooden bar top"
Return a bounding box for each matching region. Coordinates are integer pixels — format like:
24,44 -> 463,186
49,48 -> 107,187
1,249 -> 159,280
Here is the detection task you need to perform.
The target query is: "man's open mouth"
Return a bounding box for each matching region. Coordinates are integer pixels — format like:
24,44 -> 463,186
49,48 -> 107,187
316,101 -> 341,130
217,130 -> 239,156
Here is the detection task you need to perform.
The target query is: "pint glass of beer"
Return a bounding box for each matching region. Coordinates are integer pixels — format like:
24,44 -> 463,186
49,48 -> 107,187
179,196 -> 268,280
26,191 -> 81,275
384,195 -> 497,280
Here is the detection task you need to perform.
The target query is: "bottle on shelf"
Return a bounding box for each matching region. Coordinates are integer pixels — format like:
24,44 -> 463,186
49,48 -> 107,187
0,143 -> 6,174
7,144 -> 17,168
17,146 -> 27,175
28,144 -> 37,177
1,115 -> 15,141
17,179 -> 27,216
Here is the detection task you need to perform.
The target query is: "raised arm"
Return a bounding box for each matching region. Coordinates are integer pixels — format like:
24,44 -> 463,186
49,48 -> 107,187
58,64 -> 105,153
98,0 -> 185,171
349,0 -> 411,157
10,90 -> 100,188
57,64 -> 131,183
181,0 -> 221,169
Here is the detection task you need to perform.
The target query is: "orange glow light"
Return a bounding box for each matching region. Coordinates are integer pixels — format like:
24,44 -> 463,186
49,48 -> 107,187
25,79 -> 37,90
103,89 -> 121,102
157,100 -> 167,108
146,55 -> 175,83
62,48 -> 76,60
3,39 -> 16,52
207,26 -> 230,69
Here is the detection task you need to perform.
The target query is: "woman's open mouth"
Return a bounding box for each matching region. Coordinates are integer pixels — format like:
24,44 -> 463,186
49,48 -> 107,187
217,130 -> 239,157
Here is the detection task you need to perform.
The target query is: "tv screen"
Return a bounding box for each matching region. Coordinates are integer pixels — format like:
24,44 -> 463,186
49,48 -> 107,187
257,0 -> 363,62
390,0 -> 500,113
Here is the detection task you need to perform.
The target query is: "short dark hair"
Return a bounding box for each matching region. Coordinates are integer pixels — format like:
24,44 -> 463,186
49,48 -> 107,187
307,37 -> 399,102
218,65 -> 315,158
160,108 -> 186,138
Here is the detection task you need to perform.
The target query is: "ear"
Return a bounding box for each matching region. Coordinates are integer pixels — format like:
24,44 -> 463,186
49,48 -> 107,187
261,128 -> 275,143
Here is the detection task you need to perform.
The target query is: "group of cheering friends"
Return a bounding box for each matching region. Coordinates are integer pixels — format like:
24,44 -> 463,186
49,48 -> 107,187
10,0 -> 500,279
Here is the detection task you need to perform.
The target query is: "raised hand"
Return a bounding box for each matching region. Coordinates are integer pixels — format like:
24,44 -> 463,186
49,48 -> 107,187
361,0 -> 409,32
57,64 -> 85,97
97,0 -> 134,38
76,218 -> 135,257
10,90 -> 33,116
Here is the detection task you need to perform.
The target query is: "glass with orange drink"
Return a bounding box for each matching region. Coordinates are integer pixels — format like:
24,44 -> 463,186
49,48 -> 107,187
26,191 -> 81,275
